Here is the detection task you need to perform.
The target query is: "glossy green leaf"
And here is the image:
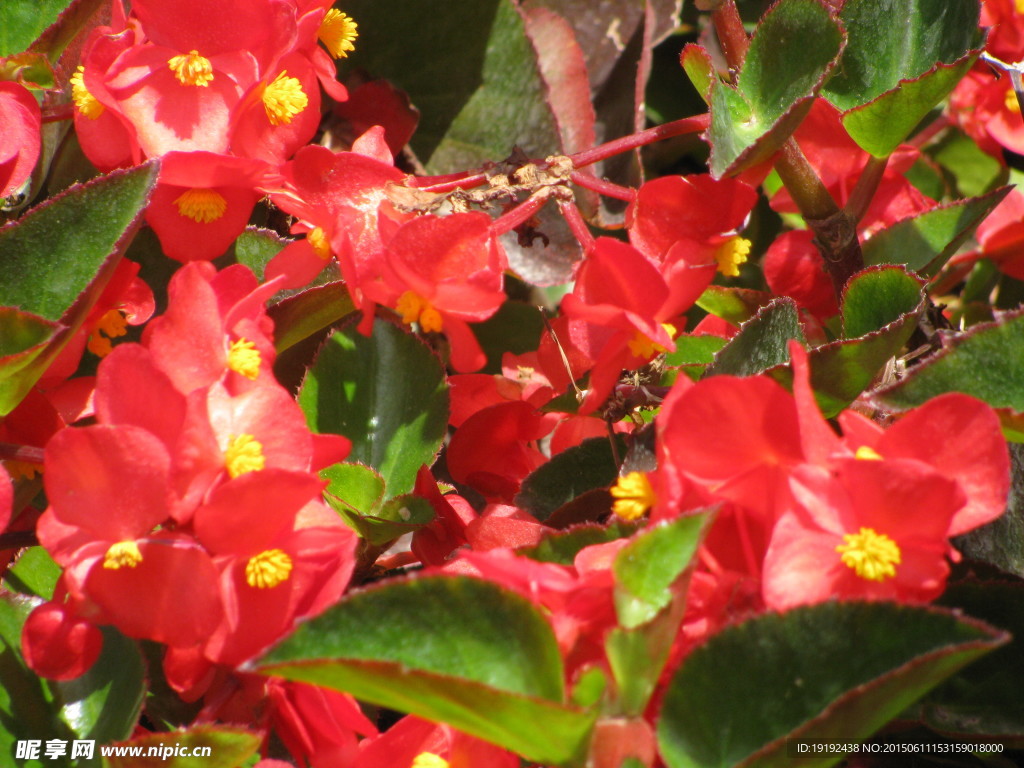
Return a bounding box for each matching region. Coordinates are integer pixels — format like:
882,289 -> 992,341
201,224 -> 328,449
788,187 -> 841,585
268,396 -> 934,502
352,495 -> 435,547
0,592 -> 144,768
102,727 -> 262,768
841,266 -> 924,339
613,512 -> 713,630
862,187 -> 1011,276
658,602 -> 1006,768
913,579 -> 1024,738
871,306 -> 1024,420
707,0 -> 844,177
0,0 -> 74,57
340,0 -> 558,173
695,285 -> 774,326
704,298 -> 804,378
519,521 -> 640,565
2,546 -> 61,598
321,462 -> 432,545
256,575 -> 593,764
822,0 -> 982,155
268,281 -> 356,353
515,435 -> 626,522
0,163 -> 158,414
231,227 -> 287,282
298,318 -> 448,499
0,309 -> 63,416
933,129 -> 1007,198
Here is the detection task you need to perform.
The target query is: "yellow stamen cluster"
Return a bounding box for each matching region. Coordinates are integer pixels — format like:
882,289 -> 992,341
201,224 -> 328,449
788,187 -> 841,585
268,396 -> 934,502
627,322 -> 676,360
174,188 -> 227,223
227,338 -> 261,380
396,291 -> 443,333
308,226 -> 332,260
245,549 -> 293,588
71,66 -> 104,120
610,471 -> 656,521
410,754 -> 449,768
836,527 -> 901,582
1017,0 -> 1024,15
854,445 -> 883,461
225,434 -> 265,478
168,50 -> 214,86
263,71 -> 308,125
1006,87 -> 1022,115
319,9 -> 359,59
715,236 -> 751,277
4,460 -> 41,481
87,308 -> 129,357
104,540 -> 143,570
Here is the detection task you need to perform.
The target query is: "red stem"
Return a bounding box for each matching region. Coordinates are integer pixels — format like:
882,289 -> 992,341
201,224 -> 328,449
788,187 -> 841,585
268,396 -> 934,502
568,114 -> 710,169
41,104 -> 74,124
570,171 -> 636,202
410,171 -> 489,194
557,197 -> 596,251
712,0 -> 750,69
490,189 -> 552,236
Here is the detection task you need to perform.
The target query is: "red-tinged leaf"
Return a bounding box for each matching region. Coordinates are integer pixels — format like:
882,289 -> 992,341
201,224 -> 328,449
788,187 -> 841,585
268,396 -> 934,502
704,298 -> 804,378
268,281 -> 356,353
254,575 -> 594,764
658,602 -> 1007,768
707,0 -> 845,177
681,43 -> 714,104
0,162 -> 157,414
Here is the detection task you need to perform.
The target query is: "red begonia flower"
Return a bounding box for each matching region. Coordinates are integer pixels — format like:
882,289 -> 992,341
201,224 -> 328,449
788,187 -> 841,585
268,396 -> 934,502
21,601 -> 103,681
0,81 -> 41,199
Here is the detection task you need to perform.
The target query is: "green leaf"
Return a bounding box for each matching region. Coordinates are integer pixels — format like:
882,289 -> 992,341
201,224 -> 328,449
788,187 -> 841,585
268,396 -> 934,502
515,435 -> 626,522
613,512 -> 714,630
663,335 -> 728,383
841,266 -> 924,339
695,285 -> 774,326
0,592 -> 145,768
933,129 -> 1007,198
231,227 -> 287,282
0,0 -> 74,57
2,547 -> 61,598
0,163 -> 158,414
102,726 -> 262,768
298,318 -> 449,499
862,187 -> 1011,276
871,306 -> 1024,422
322,462 -> 386,517
519,521 -> 641,565
268,281 -> 356,353
822,0 -> 983,155
658,602 -> 1007,768
707,0 -> 844,177
471,301 -> 545,374
704,298 -> 804,378
322,463 -> 433,545
912,579 -> 1024,738
340,0 -> 559,173
255,575 -> 593,764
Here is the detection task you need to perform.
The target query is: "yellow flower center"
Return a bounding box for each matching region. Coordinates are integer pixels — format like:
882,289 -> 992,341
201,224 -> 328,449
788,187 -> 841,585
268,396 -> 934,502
1017,0 -> 1024,15
245,549 -> 293,588
71,66 -> 104,120
715,236 -> 751,277
225,434 -> 265,478
410,754 -> 449,768
1006,86 -> 1022,115
4,460 -> 40,481
87,308 -> 129,358
308,226 -> 332,260
104,540 -> 143,570
396,291 -> 443,333
610,471 -> 656,521
262,71 -> 308,126
854,445 -> 883,461
167,50 -> 214,87
173,188 -> 227,223
627,322 -> 676,359
227,338 -> 261,380
318,8 -> 359,59
836,527 -> 901,582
